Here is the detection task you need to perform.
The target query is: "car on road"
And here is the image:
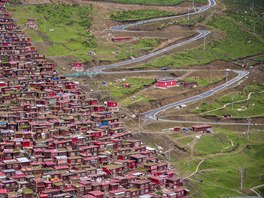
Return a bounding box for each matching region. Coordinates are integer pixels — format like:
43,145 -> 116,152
160,66 -> 169,70
175,104 -> 187,109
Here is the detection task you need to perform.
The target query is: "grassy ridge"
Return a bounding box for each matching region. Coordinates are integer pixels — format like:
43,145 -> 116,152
8,4 -> 162,62
171,129 -> 264,197
108,0 -> 207,6
193,143 -> 264,197
193,84 -> 264,118
110,9 -> 175,22
184,77 -> 224,86
106,78 -> 155,99
160,15 -> 205,28
8,4 -> 95,60
138,15 -> 264,68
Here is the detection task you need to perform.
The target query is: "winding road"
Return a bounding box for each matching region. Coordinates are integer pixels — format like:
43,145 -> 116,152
88,0 -> 216,73
143,70 -> 249,120
90,30 -> 211,73
85,0 -> 250,121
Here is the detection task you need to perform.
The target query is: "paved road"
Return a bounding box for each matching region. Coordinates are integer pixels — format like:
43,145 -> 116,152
102,69 -> 224,75
88,0 -> 216,73
142,70 -> 249,120
154,119 -> 264,126
110,0 -> 216,31
85,0 -> 250,123
90,30 -> 210,73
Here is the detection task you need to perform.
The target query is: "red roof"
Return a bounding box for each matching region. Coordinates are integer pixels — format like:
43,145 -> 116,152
88,190 -> 104,196
0,188 -> 7,194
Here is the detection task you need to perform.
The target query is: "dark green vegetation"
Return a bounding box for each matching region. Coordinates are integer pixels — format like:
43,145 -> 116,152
104,0 -> 207,6
194,84 -> 264,118
110,9 -> 175,22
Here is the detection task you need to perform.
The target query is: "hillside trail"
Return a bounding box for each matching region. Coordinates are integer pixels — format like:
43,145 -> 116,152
199,90 -> 264,115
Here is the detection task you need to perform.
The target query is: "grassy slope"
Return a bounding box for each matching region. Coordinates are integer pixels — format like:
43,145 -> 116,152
110,9 -> 175,22
193,84 -> 264,118
8,4 -> 94,60
170,129 -> 264,197
8,4 -> 161,62
137,15 -> 264,69
107,0 -> 207,6
184,77 -> 224,86
160,14 -> 205,28
100,78 -> 155,99
193,143 -> 264,197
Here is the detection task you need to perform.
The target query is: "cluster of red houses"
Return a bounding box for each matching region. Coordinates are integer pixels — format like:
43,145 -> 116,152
0,1 -> 189,198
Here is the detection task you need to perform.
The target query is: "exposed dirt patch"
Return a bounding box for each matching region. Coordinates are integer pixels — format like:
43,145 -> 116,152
133,133 -> 190,160
21,0 -> 51,4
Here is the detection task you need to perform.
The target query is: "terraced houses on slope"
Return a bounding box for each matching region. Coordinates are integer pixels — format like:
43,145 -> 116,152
0,1 -> 189,197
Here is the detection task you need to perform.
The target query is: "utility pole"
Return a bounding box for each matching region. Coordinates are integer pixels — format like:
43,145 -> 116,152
209,66 -> 212,82
239,168 -> 246,191
138,114 -> 141,133
247,118 -> 251,139
250,2 -> 254,13
225,70 -> 229,83
203,36 -> 206,51
129,45 -> 132,57
232,96 -> 234,110
168,144 -> 171,163
178,162 -> 181,175
109,91 -> 112,101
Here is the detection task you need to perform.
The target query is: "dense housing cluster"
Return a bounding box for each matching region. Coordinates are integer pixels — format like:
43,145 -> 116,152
0,1 -> 189,197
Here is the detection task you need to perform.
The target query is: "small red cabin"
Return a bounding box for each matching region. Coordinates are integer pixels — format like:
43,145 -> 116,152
107,101 -> 117,108
26,19 -> 37,29
155,79 -> 177,89
192,125 -> 212,133
0,81 -> 6,87
71,62 -> 84,72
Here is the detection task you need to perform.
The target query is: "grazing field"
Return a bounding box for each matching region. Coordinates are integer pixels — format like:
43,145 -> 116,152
122,95 -> 153,107
184,77 -> 224,87
105,0 -> 207,6
168,128 -> 264,197
192,142 -> 264,197
8,4 -> 162,62
102,78 -> 155,99
8,4 -> 95,60
135,15 -> 264,69
193,84 -> 264,118
110,9 -> 175,22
